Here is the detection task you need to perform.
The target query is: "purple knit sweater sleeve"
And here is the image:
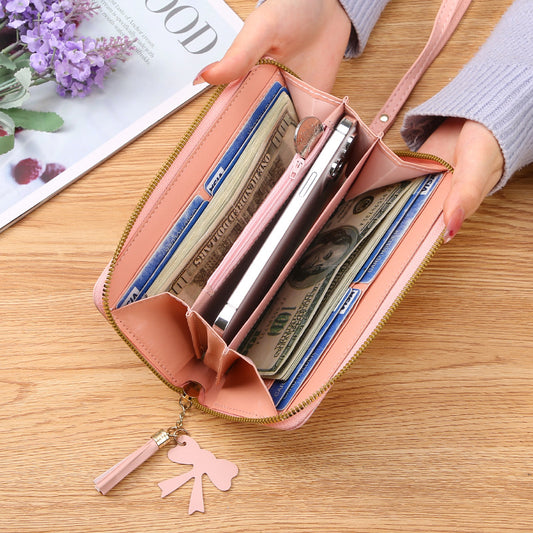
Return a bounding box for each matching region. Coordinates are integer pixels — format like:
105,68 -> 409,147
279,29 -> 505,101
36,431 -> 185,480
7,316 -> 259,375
256,1 -> 390,57
338,0 -> 390,57
401,0 -> 533,190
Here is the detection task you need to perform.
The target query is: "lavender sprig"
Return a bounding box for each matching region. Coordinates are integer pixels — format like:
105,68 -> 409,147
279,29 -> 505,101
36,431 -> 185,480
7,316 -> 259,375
1,0 -> 136,99
0,0 -> 136,153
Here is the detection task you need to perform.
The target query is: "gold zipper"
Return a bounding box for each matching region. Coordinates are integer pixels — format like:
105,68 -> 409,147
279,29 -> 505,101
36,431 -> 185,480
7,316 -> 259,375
257,57 -> 300,79
394,149 -> 454,173
101,61 -> 450,425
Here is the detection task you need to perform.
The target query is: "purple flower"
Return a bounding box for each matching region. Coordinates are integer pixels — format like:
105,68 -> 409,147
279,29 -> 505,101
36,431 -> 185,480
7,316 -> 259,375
42,12 -> 66,31
1,0 -> 136,99
33,0 -> 45,10
51,33 -> 135,97
20,27 -> 46,52
53,1 -> 74,13
29,51 -> 49,73
5,0 -> 30,14
64,41 -> 86,63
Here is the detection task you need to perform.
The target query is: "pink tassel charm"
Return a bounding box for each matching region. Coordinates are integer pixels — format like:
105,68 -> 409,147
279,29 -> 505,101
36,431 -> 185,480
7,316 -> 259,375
94,429 -> 172,495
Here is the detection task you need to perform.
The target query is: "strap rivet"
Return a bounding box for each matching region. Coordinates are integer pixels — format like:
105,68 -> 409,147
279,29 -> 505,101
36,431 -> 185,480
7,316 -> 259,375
380,114 -> 389,123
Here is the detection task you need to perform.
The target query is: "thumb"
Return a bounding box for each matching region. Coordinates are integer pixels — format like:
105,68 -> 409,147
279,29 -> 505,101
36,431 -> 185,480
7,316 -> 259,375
442,120 -> 504,242
194,12 -> 274,86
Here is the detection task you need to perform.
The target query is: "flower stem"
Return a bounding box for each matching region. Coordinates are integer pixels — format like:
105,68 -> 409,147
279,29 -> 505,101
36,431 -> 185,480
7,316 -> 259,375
1,42 -> 21,55
9,49 -> 25,60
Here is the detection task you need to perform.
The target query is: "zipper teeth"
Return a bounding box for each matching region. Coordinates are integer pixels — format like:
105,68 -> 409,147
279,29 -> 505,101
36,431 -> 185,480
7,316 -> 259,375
101,61 -> 447,425
257,57 -> 300,79
193,231 -> 445,424
394,150 -> 454,172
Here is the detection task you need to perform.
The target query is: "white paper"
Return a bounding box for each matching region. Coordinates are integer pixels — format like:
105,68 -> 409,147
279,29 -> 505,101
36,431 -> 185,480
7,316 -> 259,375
0,0 -> 242,232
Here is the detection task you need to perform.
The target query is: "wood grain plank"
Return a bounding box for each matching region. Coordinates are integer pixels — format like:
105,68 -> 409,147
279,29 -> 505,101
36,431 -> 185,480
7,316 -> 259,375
1,1 -> 531,531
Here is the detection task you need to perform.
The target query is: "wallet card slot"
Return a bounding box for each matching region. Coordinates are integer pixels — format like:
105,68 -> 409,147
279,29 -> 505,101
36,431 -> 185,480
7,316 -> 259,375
108,65 -> 289,309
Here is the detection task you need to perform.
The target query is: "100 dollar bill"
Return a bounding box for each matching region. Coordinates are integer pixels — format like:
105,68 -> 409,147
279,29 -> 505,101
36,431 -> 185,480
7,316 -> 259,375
239,181 -> 414,377
279,178 -> 425,376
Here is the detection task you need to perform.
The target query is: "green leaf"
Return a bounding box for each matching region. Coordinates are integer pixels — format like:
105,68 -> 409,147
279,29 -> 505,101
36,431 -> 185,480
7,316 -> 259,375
0,110 -> 15,154
0,53 -> 17,71
14,67 -> 32,89
3,108 -> 64,132
0,133 -> 15,154
0,67 -> 32,109
14,53 -> 31,70
0,110 -> 15,134
0,91 -> 30,109
0,67 -> 15,83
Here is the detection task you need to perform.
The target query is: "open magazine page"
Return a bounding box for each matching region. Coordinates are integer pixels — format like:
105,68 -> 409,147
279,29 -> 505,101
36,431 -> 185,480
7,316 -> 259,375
0,0 -> 242,232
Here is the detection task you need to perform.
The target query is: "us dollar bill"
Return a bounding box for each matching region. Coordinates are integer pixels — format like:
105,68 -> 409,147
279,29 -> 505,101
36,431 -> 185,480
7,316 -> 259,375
277,178 -> 424,378
145,93 -> 298,304
239,181 -> 416,378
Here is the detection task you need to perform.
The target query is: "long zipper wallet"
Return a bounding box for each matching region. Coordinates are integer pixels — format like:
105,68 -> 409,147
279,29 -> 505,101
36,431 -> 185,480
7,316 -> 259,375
94,0 -> 471,432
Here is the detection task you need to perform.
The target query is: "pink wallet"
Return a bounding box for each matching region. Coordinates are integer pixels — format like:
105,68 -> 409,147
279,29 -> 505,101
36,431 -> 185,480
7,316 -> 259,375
94,0 -> 471,431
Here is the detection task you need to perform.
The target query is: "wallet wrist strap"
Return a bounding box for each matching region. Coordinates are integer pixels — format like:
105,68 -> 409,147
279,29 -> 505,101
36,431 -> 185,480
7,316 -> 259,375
370,0 -> 472,136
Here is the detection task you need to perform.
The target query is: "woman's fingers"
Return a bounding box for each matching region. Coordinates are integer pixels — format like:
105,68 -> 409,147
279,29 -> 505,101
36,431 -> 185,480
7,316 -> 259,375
194,10 -> 275,86
192,0 -> 351,90
419,118 -> 504,242
442,120 -> 504,241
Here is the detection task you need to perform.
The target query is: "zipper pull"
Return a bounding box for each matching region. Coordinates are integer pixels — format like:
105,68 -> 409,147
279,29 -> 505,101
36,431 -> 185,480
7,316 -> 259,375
94,429 -> 174,495
94,389 -> 238,513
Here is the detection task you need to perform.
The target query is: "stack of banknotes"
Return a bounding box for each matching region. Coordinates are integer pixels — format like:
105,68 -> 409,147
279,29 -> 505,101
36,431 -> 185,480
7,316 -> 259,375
118,82 -> 298,308
240,172 -> 442,409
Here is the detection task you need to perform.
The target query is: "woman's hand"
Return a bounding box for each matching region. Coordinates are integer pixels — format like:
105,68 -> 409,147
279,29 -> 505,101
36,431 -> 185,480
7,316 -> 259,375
419,118 -> 504,242
196,3 -> 504,243
194,0 -> 352,93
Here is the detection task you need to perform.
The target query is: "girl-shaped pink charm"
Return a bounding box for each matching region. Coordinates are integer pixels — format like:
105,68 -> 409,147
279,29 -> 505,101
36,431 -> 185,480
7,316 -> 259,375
158,435 -> 238,514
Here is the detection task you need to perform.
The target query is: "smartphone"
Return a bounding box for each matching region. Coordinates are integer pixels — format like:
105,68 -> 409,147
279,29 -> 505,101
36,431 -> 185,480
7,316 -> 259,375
213,116 -> 357,342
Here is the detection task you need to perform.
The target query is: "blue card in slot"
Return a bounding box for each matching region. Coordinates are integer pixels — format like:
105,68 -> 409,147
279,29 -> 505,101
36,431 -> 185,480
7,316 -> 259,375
117,81 -> 289,308
117,196 -> 207,307
355,173 -> 442,284
270,288 -> 361,410
204,81 -> 287,196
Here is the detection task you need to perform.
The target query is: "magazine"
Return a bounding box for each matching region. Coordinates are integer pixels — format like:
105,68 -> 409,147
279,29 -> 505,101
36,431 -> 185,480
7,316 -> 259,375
0,0 -> 242,233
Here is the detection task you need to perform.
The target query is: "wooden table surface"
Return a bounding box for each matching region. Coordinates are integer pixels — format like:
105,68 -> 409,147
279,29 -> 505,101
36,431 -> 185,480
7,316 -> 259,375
1,1 -> 532,531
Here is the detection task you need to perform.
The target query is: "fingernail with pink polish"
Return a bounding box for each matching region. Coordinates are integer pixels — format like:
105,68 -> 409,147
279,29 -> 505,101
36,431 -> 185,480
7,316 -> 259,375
444,207 -> 465,243
192,74 -> 206,86
193,62 -> 218,85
